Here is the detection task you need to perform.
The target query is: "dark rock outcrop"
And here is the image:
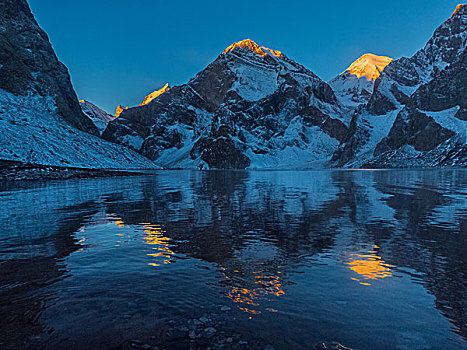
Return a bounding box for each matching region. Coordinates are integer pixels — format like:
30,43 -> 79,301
411,50 -> 467,113
374,108 -> 455,155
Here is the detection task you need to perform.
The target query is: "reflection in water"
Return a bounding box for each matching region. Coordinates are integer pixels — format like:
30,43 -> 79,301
114,217 -> 126,228
143,223 -> 175,266
227,268 -> 285,315
348,245 -> 393,286
110,214 -> 176,266
111,215 -> 128,247
0,170 -> 466,349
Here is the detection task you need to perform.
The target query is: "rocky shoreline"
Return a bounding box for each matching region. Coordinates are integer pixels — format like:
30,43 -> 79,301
120,308 -> 353,350
0,160 -> 152,182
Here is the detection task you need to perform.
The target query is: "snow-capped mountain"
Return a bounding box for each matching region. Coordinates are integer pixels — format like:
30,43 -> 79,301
329,54 -> 393,107
332,4 -> 467,168
103,39 -> 351,169
0,0 -> 156,169
368,4 -> 467,116
79,100 -> 116,134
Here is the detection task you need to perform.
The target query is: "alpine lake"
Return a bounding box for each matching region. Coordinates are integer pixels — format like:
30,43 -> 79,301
1,169 -> 466,349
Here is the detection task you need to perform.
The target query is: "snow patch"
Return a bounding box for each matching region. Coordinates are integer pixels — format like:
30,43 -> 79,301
79,100 -> 115,134
229,61 -> 279,101
422,106 -> 466,140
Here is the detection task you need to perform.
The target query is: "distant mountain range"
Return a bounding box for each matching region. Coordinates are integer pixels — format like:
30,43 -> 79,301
0,0 -> 465,169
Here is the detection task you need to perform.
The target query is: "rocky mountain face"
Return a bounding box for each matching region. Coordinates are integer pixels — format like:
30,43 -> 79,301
103,39 -> 351,169
0,0 -> 98,135
0,0 -> 156,169
79,100 -> 116,135
332,4 -> 467,168
329,54 -> 393,107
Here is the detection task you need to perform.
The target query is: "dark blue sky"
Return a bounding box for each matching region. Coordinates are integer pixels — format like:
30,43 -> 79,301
29,0 -> 461,113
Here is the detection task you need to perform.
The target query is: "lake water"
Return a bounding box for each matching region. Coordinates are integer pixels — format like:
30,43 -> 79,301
0,170 -> 466,350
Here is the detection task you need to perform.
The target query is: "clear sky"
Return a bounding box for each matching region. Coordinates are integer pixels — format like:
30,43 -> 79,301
28,0 -> 461,113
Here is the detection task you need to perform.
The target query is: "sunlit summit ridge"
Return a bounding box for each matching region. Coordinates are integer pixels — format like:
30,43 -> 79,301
223,39 -> 284,58
140,83 -> 170,106
345,53 -> 393,81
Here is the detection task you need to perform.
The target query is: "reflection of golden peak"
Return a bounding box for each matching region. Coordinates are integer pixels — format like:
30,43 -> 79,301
139,83 -> 170,106
346,53 -> 393,81
223,39 -> 284,58
226,269 -> 285,315
143,224 -> 174,266
347,246 -> 393,286
115,105 -> 128,118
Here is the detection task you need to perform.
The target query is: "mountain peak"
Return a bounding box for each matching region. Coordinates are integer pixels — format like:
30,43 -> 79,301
222,39 -> 283,58
139,83 -> 170,106
115,105 -> 128,118
452,3 -> 466,17
345,53 -> 393,81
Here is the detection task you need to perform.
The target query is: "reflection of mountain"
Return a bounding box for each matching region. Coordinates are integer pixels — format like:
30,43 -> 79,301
1,170 -> 466,347
0,197 -> 96,348
99,170 -> 467,336
365,171 -> 467,337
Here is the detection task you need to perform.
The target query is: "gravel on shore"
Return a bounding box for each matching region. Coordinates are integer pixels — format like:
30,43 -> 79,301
0,160 -> 152,181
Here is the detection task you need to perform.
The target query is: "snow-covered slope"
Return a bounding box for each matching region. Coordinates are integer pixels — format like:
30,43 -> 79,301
79,100 -> 116,134
104,39 -> 350,169
329,54 -> 393,107
0,89 -> 156,169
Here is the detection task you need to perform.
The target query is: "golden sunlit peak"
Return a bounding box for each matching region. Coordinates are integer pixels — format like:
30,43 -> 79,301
452,4 -> 466,17
115,104 -> 128,118
345,53 -> 393,81
139,83 -> 170,106
78,99 -> 85,103
223,39 -> 265,56
223,39 -> 284,58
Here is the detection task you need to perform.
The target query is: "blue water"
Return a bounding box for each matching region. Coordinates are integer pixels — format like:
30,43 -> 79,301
0,170 -> 466,349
